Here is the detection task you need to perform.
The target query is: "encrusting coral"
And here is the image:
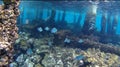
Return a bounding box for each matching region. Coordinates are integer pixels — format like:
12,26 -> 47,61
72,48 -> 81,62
0,0 -> 20,66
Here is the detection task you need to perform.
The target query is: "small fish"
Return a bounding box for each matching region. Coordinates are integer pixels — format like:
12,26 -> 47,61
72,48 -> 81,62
37,27 -> 43,32
78,39 -> 84,43
26,48 -> 33,55
44,27 -> 50,31
51,27 -> 58,33
64,38 -> 71,43
16,54 -> 24,63
75,55 -> 84,60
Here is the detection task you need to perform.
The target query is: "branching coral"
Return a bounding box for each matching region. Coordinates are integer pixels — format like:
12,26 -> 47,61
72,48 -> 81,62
0,0 -> 20,66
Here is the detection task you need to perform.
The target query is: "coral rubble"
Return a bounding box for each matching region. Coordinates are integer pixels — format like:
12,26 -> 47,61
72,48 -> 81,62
15,23 -> 120,66
0,0 -> 20,66
12,34 -> 120,67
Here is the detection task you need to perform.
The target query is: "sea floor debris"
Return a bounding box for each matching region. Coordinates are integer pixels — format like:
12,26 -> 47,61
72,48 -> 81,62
9,32 -> 120,67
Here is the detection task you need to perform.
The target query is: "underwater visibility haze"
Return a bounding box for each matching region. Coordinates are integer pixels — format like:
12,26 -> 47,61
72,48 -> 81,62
1,0 -> 120,67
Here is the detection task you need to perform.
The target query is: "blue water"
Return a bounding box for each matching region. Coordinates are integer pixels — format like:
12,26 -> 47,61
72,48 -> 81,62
18,1 -> 120,34
8,1 -> 120,67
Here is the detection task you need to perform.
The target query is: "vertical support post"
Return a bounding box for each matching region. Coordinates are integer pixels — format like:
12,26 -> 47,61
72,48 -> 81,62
82,4 -> 97,35
0,0 -> 20,66
101,13 -> 107,34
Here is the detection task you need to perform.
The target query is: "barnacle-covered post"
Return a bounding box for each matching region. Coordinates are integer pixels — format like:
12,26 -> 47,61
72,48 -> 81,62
0,0 -> 20,66
82,2 -> 98,35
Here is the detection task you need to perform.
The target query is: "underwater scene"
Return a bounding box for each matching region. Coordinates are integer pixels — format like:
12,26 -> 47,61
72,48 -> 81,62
1,0 -> 120,67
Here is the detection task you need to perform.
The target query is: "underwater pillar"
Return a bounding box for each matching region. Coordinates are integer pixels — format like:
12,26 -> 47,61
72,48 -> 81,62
46,9 -> 56,27
61,10 -> 66,22
50,9 -> 56,20
39,9 -> 43,19
111,15 -> 118,35
47,9 -> 50,17
82,4 -> 97,35
101,13 -> 107,35
57,11 -> 61,22
77,14 -> 81,24
107,14 -> 112,35
0,0 -> 20,66
74,14 -> 81,26
73,14 -> 82,33
57,10 -> 67,29
73,12 -> 76,23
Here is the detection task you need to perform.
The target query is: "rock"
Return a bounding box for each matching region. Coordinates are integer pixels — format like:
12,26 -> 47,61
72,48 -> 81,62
19,39 -> 30,50
42,54 -> 56,67
27,38 -> 34,44
16,54 -> 24,63
35,45 -> 50,54
34,63 -> 43,67
56,59 -> 63,67
30,55 -> 41,63
9,62 -> 18,67
66,62 -> 73,67
26,48 -> 33,55
23,58 -> 34,67
15,38 -> 21,44
95,65 -> 100,67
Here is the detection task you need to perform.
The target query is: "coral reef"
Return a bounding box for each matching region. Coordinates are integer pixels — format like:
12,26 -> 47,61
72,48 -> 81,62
53,30 -> 120,56
82,39 -> 120,56
82,48 -> 120,67
6,1 -> 120,67
11,32 -> 120,67
0,0 -> 20,66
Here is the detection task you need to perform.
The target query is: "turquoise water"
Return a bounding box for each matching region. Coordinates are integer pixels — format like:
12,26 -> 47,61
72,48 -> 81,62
8,1 -> 120,67
1,1 -> 120,67
18,1 -> 120,35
